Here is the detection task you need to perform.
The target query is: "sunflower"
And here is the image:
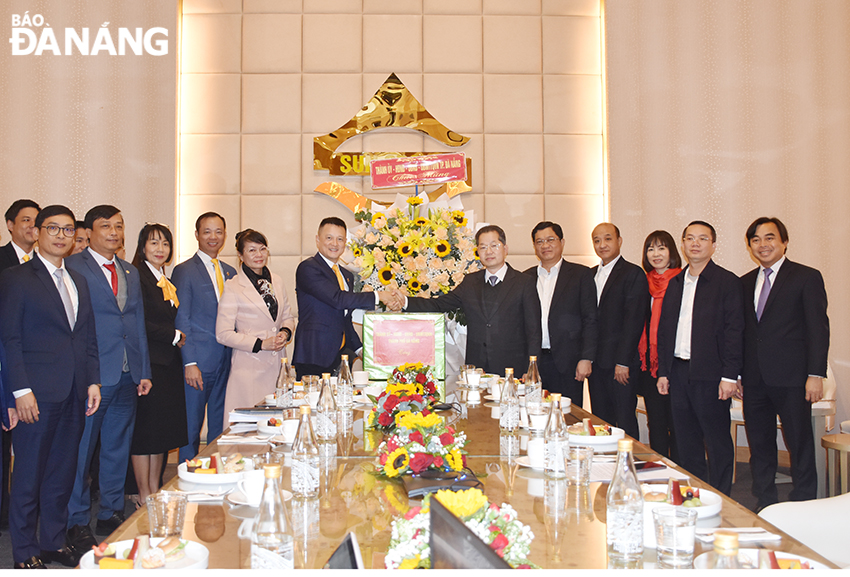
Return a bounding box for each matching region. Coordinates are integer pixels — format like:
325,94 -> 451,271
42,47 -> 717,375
407,278 -> 421,292
371,212 -> 386,227
406,196 -> 423,206
434,487 -> 487,520
398,242 -> 414,257
398,556 -> 421,570
473,246 -> 480,260
434,240 -> 451,257
414,217 -> 430,227
351,245 -> 363,257
384,447 -> 410,477
378,266 -> 394,285
451,210 -> 467,227
446,449 -> 464,472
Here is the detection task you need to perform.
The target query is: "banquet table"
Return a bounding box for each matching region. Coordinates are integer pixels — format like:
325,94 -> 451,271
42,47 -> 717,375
104,399 -> 838,569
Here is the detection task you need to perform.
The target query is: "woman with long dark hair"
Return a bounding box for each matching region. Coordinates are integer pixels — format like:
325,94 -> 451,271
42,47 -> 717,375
638,230 -> 682,460
130,223 -> 188,502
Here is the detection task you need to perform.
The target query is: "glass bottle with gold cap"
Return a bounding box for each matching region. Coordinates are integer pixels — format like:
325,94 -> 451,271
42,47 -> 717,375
544,393 -> 568,478
606,438 -> 643,561
706,530 -> 742,569
336,354 -> 354,409
275,357 -> 293,408
251,463 -> 294,569
525,355 -> 542,403
291,405 -> 320,498
499,368 -> 519,432
315,373 -> 338,441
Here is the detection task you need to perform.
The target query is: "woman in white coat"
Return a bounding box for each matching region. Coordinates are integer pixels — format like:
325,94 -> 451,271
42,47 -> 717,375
216,229 -> 296,428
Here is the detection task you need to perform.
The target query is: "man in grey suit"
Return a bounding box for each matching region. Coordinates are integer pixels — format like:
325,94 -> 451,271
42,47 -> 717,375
65,205 -> 152,549
402,225 -> 542,377
172,212 -> 236,462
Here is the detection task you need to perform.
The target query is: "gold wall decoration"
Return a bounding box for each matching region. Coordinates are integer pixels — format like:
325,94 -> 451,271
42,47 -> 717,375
313,73 -> 470,172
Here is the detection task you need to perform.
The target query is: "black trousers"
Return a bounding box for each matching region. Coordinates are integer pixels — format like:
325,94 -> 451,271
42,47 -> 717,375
538,350 -> 584,408
669,358 -> 734,496
638,369 -> 678,461
587,365 -> 639,439
743,380 -> 817,507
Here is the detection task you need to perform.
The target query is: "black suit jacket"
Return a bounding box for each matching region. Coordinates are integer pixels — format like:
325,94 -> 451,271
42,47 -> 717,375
657,259 -> 744,382
741,259 -> 828,388
524,259 -> 597,373
138,262 -> 182,368
591,257 -> 649,369
0,242 -> 21,273
0,257 -> 100,402
407,264 -> 542,376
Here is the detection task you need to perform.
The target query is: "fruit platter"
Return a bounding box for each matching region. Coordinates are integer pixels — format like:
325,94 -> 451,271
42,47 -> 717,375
177,452 -> 253,484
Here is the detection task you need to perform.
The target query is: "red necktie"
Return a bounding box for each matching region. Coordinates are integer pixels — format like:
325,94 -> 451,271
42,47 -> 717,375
103,263 -> 118,296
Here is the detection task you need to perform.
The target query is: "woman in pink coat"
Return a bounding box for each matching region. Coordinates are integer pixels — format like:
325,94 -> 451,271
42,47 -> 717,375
216,229 -> 295,427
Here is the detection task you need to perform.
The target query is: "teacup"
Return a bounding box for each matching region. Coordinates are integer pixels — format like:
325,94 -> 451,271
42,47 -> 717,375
237,469 -> 265,507
352,371 -> 369,385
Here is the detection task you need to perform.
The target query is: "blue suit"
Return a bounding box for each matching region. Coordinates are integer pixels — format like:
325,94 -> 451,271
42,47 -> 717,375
292,253 -> 375,376
0,338 -> 12,523
0,258 -> 99,563
65,248 -> 151,527
172,253 -> 235,461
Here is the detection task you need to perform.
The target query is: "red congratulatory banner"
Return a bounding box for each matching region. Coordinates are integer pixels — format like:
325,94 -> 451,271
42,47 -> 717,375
372,319 -> 436,367
370,152 -> 466,189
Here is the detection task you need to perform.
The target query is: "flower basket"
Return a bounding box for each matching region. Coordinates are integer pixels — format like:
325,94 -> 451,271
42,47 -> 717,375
366,363 -> 440,434
375,413 -> 468,478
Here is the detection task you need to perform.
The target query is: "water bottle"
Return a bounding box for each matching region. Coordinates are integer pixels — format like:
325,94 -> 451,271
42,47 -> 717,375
544,393 -> 568,478
606,439 -> 644,561
707,531 -> 742,569
290,405 -> 320,498
525,355 -> 542,403
499,368 -> 520,432
336,354 -> 354,409
275,357 -> 293,408
315,373 -> 338,441
251,464 -> 294,569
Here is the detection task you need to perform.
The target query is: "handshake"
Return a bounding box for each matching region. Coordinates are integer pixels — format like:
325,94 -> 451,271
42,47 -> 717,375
377,288 -> 406,312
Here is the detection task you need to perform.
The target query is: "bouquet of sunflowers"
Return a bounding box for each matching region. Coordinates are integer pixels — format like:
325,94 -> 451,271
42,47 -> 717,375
385,488 -> 537,569
349,196 -> 481,306
376,412 -> 467,478
366,363 -> 439,433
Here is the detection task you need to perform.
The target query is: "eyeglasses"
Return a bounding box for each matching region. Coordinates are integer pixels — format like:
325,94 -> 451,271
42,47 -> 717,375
534,237 -> 559,247
477,242 -> 503,253
41,225 -> 77,237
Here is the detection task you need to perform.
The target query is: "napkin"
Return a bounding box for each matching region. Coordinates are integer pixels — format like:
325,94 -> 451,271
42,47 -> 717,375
695,527 -> 782,543
590,461 -> 690,483
218,434 -> 271,445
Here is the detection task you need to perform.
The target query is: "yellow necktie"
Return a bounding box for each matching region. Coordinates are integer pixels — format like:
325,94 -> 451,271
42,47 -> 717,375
333,264 -> 346,349
157,275 -> 180,308
211,258 -> 224,296
22,254 -> 30,262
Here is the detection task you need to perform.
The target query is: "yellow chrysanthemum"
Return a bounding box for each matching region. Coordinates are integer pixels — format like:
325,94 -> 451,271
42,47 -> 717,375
434,487 -> 486,519
407,278 -> 421,292
451,210 -> 468,227
414,217 -> 430,227
378,266 -> 394,285
406,196 -> 423,206
371,212 -> 386,227
398,556 -> 421,570
398,242 -> 414,257
446,449 -> 464,472
434,240 -> 451,257
384,447 -> 410,477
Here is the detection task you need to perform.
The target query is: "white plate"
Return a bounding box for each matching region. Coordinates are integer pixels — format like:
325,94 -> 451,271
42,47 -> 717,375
80,538 -> 209,570
177,457 -> 253,485
484,394 -> 500,401
642,484 -> 722,519
516,456 -> 544,470
351,394 -> 371,405
693,548 -> 829,570
568,426 -> 625,448
226,487 -> 292,508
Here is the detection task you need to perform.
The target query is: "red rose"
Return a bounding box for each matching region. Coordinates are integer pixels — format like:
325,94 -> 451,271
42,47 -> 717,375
432,455 -> 443,467
409,453 -> 433,473
378,412 -> 393,427
411,394 -> 424,404
383,395 -> 400,411
379,453 -> 388,465
447,426 -> 455,434
490,524 -> 500,533
439,432 -> 454,446
404,506 -> 422,520
490,533 -> 509,555
386,437 -> 399,451
398,376 -> 407,383
409,430 -> 424,445
416,373 -> 426,384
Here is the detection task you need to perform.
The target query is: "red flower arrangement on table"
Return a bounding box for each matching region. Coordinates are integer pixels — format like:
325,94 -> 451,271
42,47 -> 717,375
375,412 -> 468,478
366,363 -> 439,434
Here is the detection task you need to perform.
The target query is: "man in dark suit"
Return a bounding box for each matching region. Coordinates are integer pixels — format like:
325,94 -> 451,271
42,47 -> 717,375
0,205 -> 101,568
65,205 -> 152,548
740,217 -> 829,510
402,225 -> 542,377
657,221 -> 744,496
587,223 -> 647,438
0,339 -> 18,541
0,198 -> 40,529
293,216 -> 397,379
172,212 -> 236,462
524,221 -> 597,405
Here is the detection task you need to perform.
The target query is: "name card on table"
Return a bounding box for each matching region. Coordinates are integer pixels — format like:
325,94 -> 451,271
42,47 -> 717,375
362,312 -> 445,383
